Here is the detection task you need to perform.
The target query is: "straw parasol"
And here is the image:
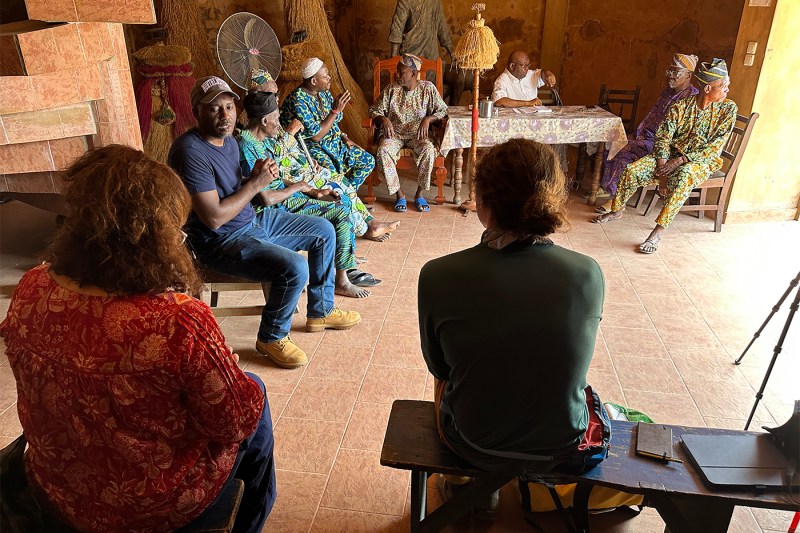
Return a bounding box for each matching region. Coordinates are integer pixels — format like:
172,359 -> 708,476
451,3 -> 500,212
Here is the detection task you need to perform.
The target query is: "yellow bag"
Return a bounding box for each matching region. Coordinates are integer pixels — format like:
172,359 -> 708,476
518,481 -> 644,512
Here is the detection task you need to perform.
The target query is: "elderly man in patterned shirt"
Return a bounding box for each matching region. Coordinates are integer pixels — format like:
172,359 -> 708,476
593,58 -> 737,254
369,53 -> 448,212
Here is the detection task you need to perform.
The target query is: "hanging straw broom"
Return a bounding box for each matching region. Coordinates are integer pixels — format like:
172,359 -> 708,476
161,0 -> 218,79
452,3 -> 500,212
285,0 -> 369,147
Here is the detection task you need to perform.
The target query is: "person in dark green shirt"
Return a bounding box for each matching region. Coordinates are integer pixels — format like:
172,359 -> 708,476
418,139 -> 605,514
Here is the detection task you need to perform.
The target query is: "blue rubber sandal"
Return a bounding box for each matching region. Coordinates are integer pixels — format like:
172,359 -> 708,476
394,197 -> 407,212
414,197 -> 430,212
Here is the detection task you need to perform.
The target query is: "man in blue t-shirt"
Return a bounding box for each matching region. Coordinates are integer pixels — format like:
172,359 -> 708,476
169,76 -> 361,369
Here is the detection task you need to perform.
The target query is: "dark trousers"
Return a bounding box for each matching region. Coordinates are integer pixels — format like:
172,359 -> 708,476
192,372 -> 277,533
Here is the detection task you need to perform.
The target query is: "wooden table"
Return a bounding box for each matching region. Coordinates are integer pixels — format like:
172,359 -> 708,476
439,106 -> 628,207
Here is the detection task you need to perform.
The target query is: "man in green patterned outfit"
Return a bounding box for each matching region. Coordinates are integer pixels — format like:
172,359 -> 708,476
593,58 -> 737,254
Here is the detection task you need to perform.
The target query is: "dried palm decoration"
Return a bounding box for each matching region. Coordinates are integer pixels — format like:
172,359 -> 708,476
285,0 -> 368,146
162,0 -> 218,78
134,43 -> 196,163
452,3 -> 500,212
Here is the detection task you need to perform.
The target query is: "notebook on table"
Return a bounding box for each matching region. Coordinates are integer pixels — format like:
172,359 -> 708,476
681,433 -> 799,490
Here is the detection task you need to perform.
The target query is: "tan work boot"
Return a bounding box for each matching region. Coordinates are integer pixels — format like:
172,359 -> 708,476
306,307 -> 361,333
255,336 -> 308,369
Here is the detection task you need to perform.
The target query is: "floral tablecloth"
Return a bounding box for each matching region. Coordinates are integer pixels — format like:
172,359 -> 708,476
440,106 -> 628,158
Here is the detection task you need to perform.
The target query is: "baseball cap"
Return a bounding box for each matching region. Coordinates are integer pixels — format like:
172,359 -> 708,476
191,76 -> 240,107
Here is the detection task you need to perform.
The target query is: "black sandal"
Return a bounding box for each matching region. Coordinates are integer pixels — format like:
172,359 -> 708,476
346,269 -> 382,287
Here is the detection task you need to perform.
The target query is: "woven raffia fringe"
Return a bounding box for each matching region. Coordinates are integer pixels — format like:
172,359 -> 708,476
143,94 -> 174,163
162,0 -> 218,78
286,0 -> 368,146
452,17 -> 500,73
133,42 -> 192,67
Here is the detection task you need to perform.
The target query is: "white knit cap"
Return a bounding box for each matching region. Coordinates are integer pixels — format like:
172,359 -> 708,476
301,57 -> 324,79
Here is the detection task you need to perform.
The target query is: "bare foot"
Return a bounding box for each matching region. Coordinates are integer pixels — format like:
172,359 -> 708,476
363,220 -> 400,242
592,210 -> 624,224
335,280 -> 370,298
335,270 -> 370,298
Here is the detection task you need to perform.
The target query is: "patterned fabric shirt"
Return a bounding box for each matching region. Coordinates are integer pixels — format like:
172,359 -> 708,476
239,128 -> 323,187
653,97 -> 738,168
369,80 -> 448,139
280,88 -> 342,157
635,85 -> 699,142
0,265 -> 264,533
238,129 -> 310,212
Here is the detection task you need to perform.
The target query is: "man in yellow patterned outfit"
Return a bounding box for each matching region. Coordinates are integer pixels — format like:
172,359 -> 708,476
593,58 -> 737,253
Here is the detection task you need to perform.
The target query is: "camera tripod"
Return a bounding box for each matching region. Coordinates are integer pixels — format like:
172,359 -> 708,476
735,270 -> 800,430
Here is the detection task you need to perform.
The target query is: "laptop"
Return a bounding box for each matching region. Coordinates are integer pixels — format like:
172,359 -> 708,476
681,433 -> 799,490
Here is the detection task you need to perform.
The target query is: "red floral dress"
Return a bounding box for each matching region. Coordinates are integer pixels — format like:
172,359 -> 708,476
0,265 -> 264,533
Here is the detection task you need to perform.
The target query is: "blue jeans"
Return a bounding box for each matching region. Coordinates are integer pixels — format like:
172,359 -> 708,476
191,209 -> 336,342
187,373 -> 276,533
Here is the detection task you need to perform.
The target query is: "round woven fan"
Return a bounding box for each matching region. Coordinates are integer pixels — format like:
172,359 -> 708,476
216,12 -> 282,89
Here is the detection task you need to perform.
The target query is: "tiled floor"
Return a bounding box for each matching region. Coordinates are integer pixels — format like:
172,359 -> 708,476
1,177 -> 799,532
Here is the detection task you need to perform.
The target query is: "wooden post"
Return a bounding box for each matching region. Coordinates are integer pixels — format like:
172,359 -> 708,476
460,69 -> 481,212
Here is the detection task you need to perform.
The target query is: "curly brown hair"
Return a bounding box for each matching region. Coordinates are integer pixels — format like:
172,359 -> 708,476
46,144 -> 202,296
475,138 -> 570,236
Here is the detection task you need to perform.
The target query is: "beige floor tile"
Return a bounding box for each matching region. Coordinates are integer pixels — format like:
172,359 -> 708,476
240,356 -> 306,396
320,448 -> 409,516
273,417 -> 345,474
304,344 -> 374,382
264,470 -> 328,533
601,326 -> 668,358
750,507 -> 798,531
283,377 -> 360,422
341,401 -> 394,452
0,404 -> 22,437
358,366 -> 427,404
622,390 -> 706,426
371,332 -> 427,369
317,319 -> 385,349
684,379 -> 774,423
266,393 -> 290,425
311,508 -> 402,533
600,303 -> 654,330
612,355 -> 687,394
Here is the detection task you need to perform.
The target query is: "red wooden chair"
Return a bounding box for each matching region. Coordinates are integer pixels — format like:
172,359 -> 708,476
361,56 -> 448,205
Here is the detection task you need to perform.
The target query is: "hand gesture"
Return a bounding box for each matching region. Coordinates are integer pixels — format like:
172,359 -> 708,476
543,71 -> 557,88
342,133 -> 356,149
654,156 -> 684,179
529,98 -> 543,107
417,116 -> 433,140
287,119 -> 304,136
333,90 -> 351,113
250,158 -> 278,187
381,116 -> 395,139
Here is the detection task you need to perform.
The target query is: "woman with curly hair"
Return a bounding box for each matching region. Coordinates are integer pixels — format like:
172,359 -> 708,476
418,139 -> 605,517
0,145 -> 276,533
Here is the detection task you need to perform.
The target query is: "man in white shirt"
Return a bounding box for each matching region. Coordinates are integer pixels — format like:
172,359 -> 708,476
492,51 -> 556,108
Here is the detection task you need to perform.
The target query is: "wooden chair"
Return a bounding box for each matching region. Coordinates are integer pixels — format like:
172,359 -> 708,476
537,85 -> 561,106
639,112 -> 759,232
575,84 -> 642,189
598,84 -> 641,133
361,56 -> 448,205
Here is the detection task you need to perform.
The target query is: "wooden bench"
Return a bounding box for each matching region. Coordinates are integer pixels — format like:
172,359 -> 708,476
381,400 -> 800,533
198,269 -> 268,318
